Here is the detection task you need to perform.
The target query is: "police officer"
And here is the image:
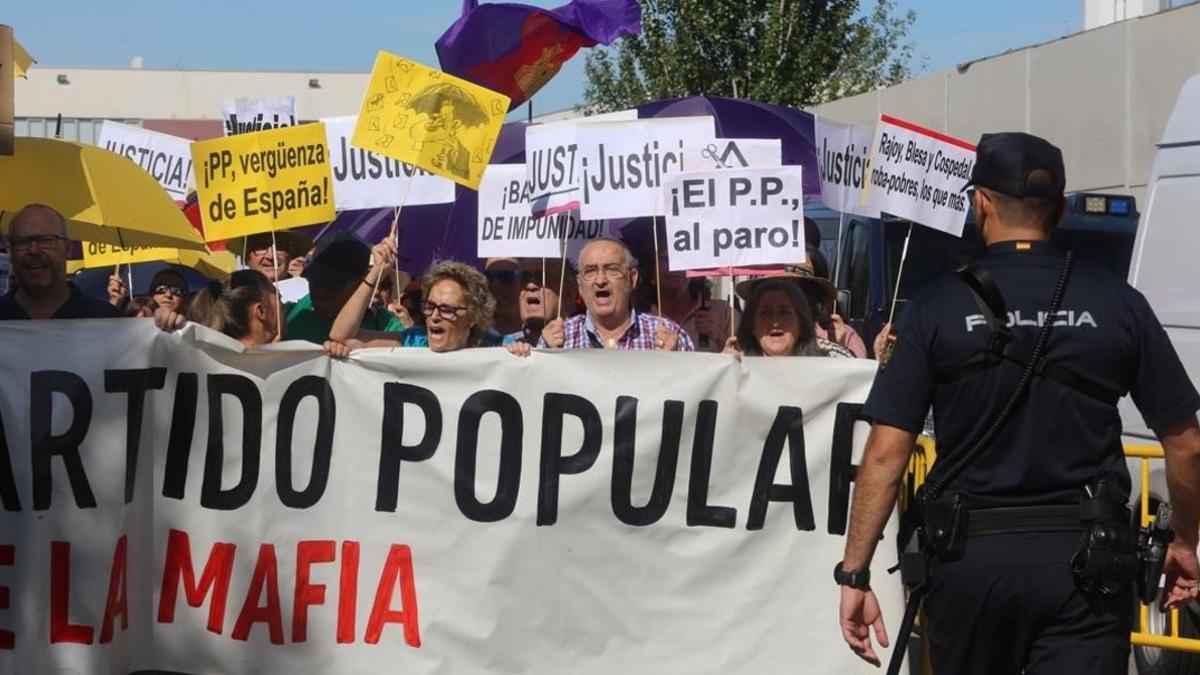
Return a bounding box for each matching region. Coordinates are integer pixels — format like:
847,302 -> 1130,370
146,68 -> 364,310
835,132 -> 1200,673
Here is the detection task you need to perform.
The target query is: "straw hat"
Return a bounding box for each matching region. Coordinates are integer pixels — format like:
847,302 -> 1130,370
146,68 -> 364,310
735,260 -> 837,309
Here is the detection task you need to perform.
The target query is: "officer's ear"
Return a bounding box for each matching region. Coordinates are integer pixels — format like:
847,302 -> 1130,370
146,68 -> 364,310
973,189 -> 992,232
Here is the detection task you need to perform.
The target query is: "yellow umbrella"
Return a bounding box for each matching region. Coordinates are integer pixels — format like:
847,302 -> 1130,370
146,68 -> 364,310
0,137 -> 206,250
69,249 -> 237,278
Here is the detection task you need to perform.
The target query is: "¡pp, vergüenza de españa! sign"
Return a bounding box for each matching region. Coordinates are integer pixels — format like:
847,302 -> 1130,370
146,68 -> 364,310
864,115 -> 975,236
477,164 -> 606,259
350,51 -> 510,191
191,123 -> 335,242
664,166 -> 807,271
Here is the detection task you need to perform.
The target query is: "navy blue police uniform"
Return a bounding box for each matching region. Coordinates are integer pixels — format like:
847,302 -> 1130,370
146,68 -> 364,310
863,133 -> 1200,674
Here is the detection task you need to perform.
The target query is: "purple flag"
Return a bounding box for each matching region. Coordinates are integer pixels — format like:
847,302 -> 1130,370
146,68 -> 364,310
436,0 -> 641,110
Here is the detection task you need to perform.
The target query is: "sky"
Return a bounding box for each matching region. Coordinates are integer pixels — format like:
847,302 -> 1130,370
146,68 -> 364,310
4,1 -> 1092,116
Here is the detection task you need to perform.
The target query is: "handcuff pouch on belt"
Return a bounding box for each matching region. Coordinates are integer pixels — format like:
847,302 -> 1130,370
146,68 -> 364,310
1070,478 -> 1137,597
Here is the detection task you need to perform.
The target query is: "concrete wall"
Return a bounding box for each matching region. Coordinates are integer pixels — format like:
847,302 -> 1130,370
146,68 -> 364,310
809,2 -> 1200,202
14,67 -> 369,121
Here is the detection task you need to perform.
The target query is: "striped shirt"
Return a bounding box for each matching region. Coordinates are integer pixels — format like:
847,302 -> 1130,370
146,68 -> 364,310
541,310 -> 696,351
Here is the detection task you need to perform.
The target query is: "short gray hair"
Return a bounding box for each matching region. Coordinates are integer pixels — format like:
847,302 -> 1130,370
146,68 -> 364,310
578,236 -> 636,269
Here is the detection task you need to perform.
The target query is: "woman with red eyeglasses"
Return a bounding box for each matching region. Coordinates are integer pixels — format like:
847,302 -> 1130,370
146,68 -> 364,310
328,236 -> 501,354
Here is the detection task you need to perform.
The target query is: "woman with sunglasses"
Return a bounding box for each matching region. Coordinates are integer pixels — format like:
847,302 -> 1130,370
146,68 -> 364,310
328,237 -> 499,353
148,269 -> 190,314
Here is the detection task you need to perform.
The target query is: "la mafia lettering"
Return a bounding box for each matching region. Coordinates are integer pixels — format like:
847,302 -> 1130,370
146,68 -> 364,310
0,370 -> 871,650
965,309 -> 1099,332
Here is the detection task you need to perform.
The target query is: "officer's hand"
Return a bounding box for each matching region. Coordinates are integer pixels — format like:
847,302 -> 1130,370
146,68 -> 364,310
840,587 -> 889,667
1161,541 -> 1200,611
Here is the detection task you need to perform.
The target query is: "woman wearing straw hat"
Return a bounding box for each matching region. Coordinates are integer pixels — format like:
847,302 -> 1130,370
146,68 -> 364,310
724,264 -> 855,359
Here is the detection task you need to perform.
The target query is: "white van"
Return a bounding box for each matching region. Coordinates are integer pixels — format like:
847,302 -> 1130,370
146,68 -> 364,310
1124,73 -> 1200,675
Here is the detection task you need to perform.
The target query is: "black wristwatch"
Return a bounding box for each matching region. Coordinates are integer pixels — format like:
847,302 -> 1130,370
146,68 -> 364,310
834,561 -> 871,590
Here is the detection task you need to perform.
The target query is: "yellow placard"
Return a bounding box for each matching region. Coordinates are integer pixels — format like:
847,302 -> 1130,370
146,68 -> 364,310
14,39 -> 33,79
81,241 -> 176,268
350,51 -> 509,190
190,122 -> 334,242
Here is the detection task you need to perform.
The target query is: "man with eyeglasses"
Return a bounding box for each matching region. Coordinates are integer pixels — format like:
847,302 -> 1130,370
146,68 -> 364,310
0,204 -> 122,320
538,238 -> 692,352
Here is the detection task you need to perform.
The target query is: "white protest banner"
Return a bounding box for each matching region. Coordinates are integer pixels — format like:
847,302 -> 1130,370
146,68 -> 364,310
815,118 -> 881,218
477,164 -> 606,258
682,138 -> 781,171
865,115 -> 976,236
97,121 -> 194,201
323,116 -> 456,209
664,166 -> 807,271
577,116 -> 717,220
0,320 -> 903,675
525,109 -> 639,218
221,95 -> 298,136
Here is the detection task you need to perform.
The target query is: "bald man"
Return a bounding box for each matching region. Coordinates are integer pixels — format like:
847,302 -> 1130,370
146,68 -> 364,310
0,204 -> 121,320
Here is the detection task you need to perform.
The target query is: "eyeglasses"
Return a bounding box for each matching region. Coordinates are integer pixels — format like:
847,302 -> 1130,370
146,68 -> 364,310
8,234 -> 67,251
579,263 -> 628,281
484,269 -> 520,285
153,284 -> 186,296
421,301 -> 468,320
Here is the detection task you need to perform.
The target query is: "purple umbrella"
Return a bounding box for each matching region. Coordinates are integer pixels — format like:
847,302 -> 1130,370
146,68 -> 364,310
319,96 -> 823,275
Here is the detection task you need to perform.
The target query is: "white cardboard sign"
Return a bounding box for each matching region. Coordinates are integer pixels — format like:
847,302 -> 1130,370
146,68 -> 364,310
576,116 -> 717,220
681,138 -> 781,171
865,115 -> 976,236
96,121 -> 194,201
478,164 -> 607,258
815,118 -> 881,218
323,116 -> 456,209
221,95 -> 298,136
524,109 -> 639,219
664,166 -> 807,271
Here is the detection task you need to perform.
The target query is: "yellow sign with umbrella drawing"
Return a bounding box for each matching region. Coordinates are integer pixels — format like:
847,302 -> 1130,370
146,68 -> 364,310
350,51 -> 509,190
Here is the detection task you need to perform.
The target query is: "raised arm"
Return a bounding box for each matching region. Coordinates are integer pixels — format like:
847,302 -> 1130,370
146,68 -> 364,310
329,235 -> 397,343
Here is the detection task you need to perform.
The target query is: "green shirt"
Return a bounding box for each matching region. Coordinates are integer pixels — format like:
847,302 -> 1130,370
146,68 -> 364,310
283,294 -> 407,344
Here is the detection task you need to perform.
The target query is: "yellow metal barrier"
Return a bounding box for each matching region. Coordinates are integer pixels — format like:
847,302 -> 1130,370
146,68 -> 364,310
1126,443 -> 1200,655
900,441 -> 1200,662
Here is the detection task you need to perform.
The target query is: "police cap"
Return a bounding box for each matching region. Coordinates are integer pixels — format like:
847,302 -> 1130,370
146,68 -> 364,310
963,132 -> 1066,199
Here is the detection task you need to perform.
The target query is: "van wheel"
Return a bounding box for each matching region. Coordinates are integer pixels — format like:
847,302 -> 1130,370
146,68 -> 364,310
1134,602 -> 1200,675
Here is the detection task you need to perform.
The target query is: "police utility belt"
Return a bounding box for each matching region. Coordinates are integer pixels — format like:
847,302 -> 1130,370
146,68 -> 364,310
883,252 -> 1173,675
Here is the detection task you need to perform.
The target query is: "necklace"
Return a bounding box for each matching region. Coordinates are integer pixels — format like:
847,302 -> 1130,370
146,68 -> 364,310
594,318 -> 631,349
